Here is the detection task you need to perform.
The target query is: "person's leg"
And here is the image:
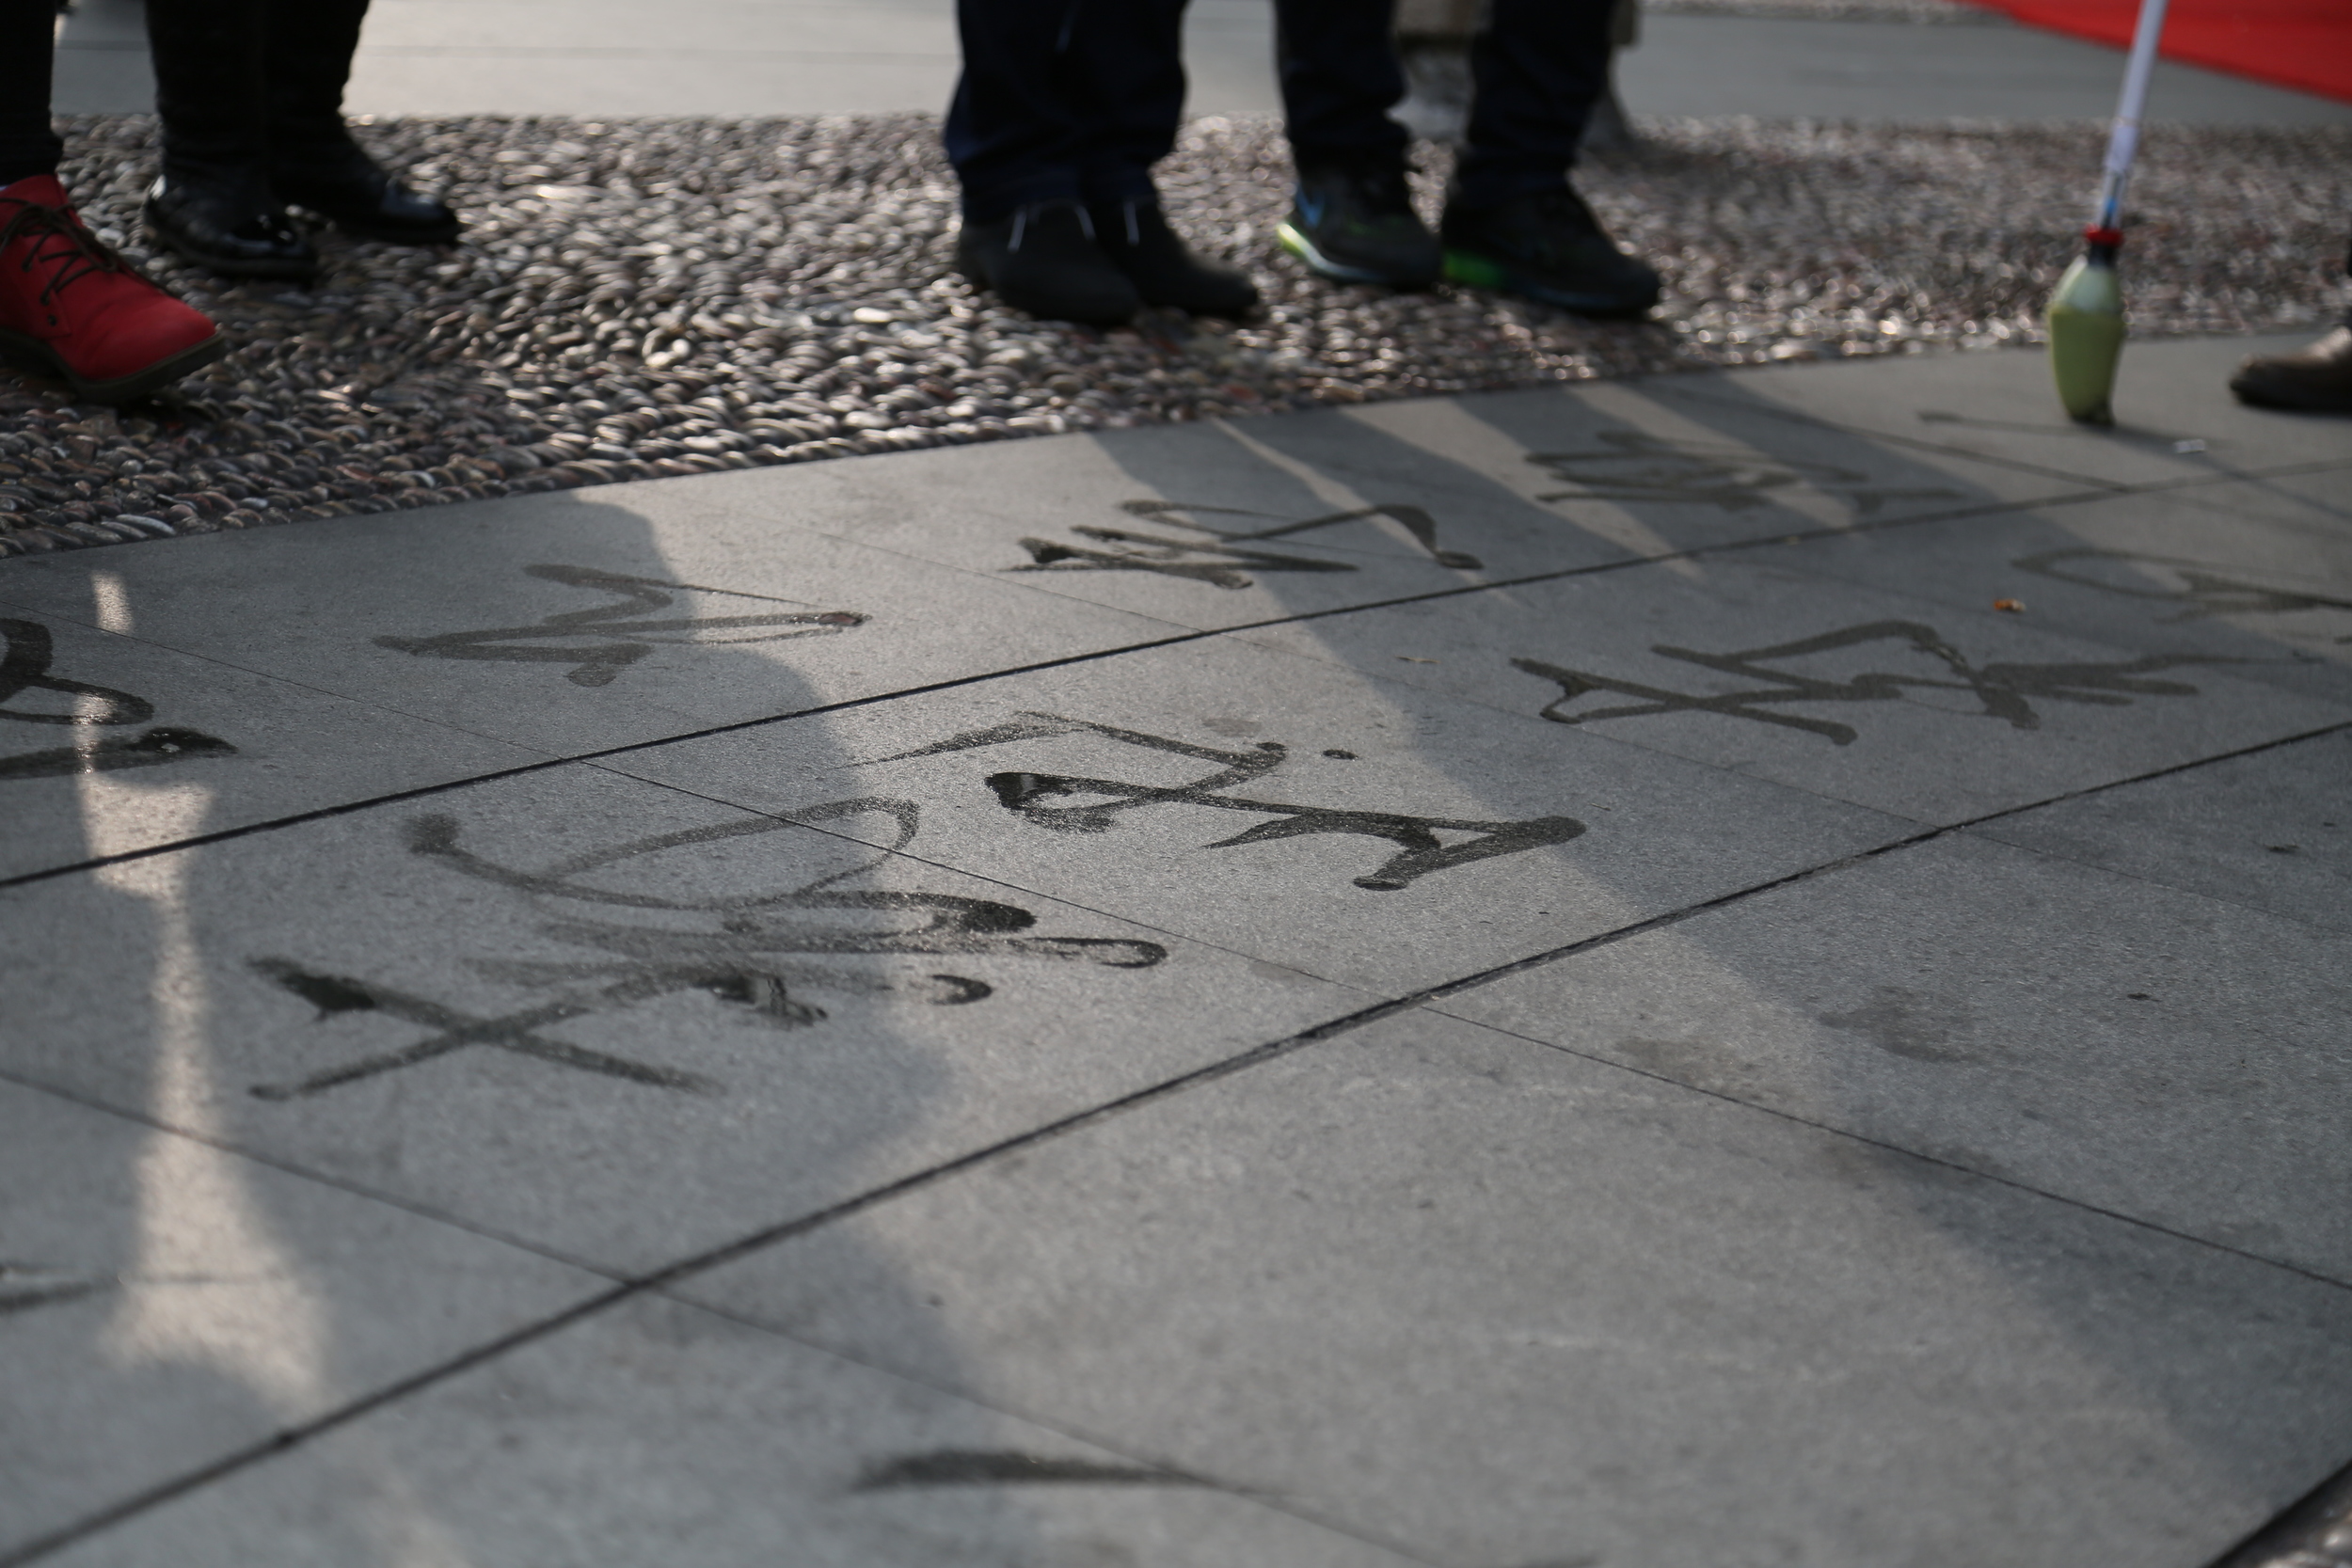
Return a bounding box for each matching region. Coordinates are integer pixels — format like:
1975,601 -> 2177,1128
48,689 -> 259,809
145,0 -> 273,183
1071,0 -> 1185,210
263,0 -> 460,244
1266,0 -> 1439,288
1435,0 -> 1659,314
262,0 -> 368,151
1271,0 -> 1409,174
0,2 -> 224,403
1451,0 -> 1611,210
142,0 -> 317,277
1072,0 -> 1258,317
0,0 -> 65,186
946,0 -> 1094,223
947,0 -> 1142,324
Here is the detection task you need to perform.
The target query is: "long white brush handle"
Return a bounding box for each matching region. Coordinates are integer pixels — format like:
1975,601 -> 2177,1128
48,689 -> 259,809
2092,0 -> 2172,232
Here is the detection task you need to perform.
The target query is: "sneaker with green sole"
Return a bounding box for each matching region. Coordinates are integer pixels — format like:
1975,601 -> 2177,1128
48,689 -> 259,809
1439,187 -> 1661,317
1277,162 -> 1442,290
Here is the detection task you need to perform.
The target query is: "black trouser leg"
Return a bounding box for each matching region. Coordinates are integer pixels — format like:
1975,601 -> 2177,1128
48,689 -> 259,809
1454,0 -> 1614,210
144,0 -> 271,181
0,0 -> 64,185
1073,0 -> 1185,209
264,0 -> 370,158
1270,0 -> 1409,174
146,0 -> 368,178
946,0 -> 1187,223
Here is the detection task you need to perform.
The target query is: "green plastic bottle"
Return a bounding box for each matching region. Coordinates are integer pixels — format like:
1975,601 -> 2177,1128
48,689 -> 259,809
2046,241 -> 2125,426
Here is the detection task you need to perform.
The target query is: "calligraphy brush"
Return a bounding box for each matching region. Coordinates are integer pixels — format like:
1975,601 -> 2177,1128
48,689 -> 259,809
2045,0 -> 2172,424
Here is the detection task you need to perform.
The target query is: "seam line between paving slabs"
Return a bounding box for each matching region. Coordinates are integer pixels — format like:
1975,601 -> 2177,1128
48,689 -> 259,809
1658,375 -> 2352,495
11,718 -> 2352,1568
0,467 -> 2223,895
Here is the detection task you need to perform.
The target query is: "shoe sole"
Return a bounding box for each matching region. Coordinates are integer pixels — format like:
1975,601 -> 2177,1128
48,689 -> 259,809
293,208 -> 462,246
327,218 -> 462,246
1276,222 -> 1439,290
1441,247 -> 1659,317
143,218 -> 320,282
2229,382 -> 2352,415
0,325 -> 228,405
952,245 -> 1139,327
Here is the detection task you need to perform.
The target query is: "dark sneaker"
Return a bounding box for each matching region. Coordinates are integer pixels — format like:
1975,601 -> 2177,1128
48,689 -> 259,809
1439,187 -> 1661,316
1091,199 -> 1258,318
2228,325 -> 2352,415
955,200 -> 1139,326
1278,162 -> 1441,289
0,175 -> 226,404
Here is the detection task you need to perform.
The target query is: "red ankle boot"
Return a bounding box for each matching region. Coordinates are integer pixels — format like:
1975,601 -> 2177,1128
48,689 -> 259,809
0,175 -> 225,404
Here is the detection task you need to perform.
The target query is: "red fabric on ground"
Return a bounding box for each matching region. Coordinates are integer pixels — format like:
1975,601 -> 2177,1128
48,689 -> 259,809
1959,0 -> 2352,104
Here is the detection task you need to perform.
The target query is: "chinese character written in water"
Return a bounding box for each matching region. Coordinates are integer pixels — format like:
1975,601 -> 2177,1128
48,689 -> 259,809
0,617 -> 234,782
1512,620 -> 2215,746
1528,430 -> 1958,515
247,800 -> 1164,1101
1011,499 -> 1482,591
2013,547 -> 2352,639
871,713 -> 1581,890
373,563 -> 867,687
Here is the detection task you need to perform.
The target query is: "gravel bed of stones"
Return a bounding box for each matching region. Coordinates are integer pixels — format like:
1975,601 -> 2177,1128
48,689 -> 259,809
2,112 -> 2344,556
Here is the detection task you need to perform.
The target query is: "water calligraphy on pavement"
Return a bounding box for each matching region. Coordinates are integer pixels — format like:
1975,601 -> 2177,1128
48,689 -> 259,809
374,563 -> 867,687
1011,499 -> 1482,590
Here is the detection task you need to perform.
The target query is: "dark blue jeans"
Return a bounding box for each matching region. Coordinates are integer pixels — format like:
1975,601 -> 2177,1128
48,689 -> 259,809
1277,0 -> 1617,210
946,0 -> 1187,223
0,0 -> 64,185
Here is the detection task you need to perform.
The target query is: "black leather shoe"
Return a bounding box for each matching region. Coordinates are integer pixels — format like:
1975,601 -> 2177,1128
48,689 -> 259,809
955,200 -> 1139,326
273,138 -> 461,246
143,169 -> 317,281
2229,325 -> 2352,415
1089,199 -> 1258,318
1439,186 -> 1661,317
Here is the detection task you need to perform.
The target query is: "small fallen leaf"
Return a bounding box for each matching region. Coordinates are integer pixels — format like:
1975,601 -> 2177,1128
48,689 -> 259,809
1994,598 -> 2026,613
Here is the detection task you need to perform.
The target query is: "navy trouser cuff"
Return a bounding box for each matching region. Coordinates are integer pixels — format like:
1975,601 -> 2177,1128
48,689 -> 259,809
959,169 -> 1085,225
1449,166 -> 1576,214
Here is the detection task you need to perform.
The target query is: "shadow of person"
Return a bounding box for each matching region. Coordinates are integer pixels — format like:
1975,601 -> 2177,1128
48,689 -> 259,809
0,488 -> 1143,1563
1066,364 -> 2352,1549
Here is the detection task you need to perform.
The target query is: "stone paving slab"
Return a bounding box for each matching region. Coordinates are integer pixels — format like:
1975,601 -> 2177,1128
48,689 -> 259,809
651,379 -> 2083,637
29,1293 -> 1419,1568
3,335 -> 2347,1565
1644,334 -> 2352,490
607,631 -> 1914,994
1978,728 -> 2352,933
1442,830 -> 2352,1281
1325,377 -> 2090,560
673,1008 -> 2352,1568
0,609 -> 546,884
657,422 -> 1538,634
1236,551 -> 2351,825
0,490 -> 1184,758
0,1077 -> 601,1554
0,763 -> 1364,1275
1739,487 -> 2352,702
2175,463 -> 2352,533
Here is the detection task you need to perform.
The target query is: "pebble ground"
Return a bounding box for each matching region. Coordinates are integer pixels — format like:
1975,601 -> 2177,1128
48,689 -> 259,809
3,113 -> 2345,555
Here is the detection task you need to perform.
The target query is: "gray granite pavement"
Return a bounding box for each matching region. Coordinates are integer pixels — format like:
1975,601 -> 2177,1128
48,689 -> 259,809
3,335 -> 2349,1567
